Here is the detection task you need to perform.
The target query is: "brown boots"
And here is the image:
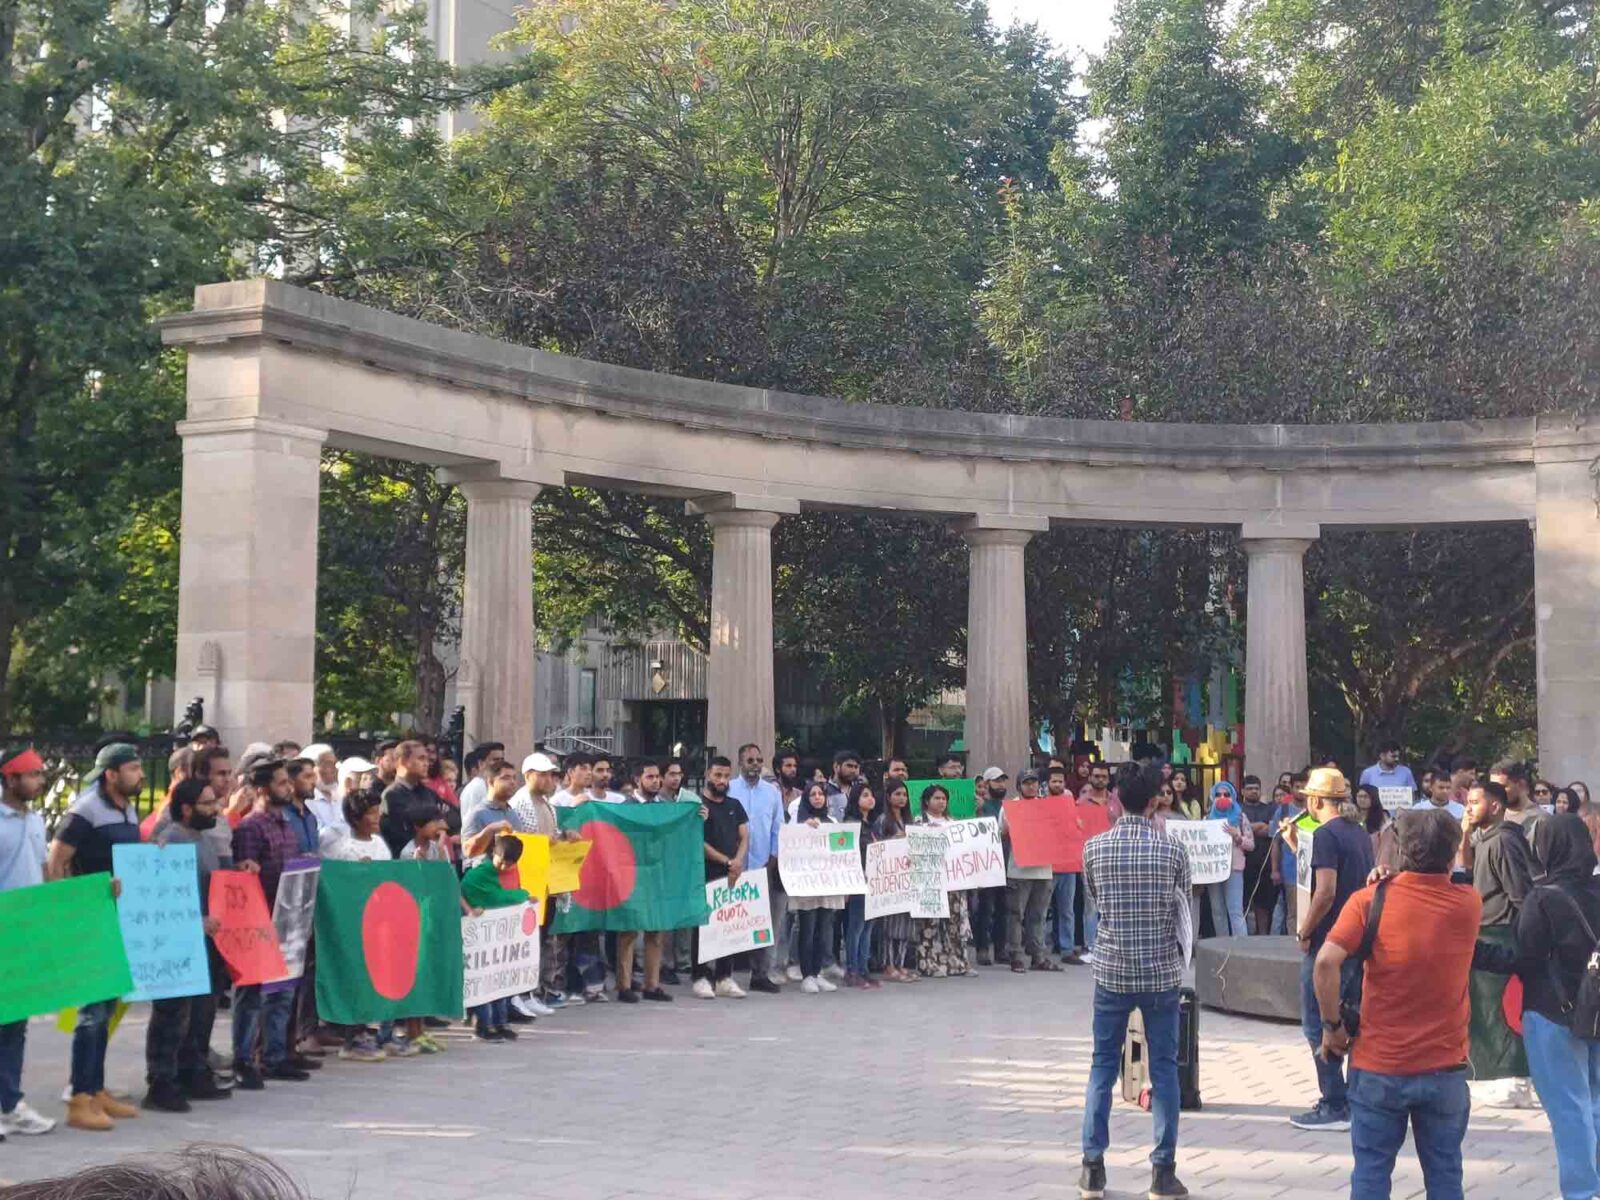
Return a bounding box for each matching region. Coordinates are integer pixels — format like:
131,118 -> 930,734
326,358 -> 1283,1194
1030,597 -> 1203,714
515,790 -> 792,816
65,1090 -> 139,1131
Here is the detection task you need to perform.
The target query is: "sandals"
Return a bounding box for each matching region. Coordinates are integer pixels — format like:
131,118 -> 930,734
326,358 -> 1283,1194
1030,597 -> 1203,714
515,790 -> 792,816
1031,958 -> 1065,972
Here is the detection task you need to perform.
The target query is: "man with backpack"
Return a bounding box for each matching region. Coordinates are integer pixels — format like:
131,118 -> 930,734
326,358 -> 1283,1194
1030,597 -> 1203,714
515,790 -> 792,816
1314,807 -> 1481,1200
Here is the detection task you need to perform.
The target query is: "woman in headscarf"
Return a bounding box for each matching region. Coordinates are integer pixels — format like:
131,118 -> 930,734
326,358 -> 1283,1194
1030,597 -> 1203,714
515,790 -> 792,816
1475,814 -> 1600,1200
1204,780 -> 1253,937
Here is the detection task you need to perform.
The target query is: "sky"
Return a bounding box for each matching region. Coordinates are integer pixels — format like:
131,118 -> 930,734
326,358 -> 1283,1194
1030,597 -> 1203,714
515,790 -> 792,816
988,0 -> 1120,64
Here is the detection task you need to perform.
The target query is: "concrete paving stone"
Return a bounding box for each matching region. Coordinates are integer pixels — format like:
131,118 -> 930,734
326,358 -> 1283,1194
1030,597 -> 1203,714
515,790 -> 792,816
0,966 -> 1566,1198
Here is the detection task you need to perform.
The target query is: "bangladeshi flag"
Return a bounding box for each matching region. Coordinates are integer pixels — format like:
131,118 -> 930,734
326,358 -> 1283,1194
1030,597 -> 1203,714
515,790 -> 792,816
314,860 -> 463,1023
552,801 -> 711,933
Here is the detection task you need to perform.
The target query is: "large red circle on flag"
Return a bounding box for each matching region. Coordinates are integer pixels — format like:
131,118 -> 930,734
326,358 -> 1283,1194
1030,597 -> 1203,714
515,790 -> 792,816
362,881 -> 421,1000
574,821 -> 636,910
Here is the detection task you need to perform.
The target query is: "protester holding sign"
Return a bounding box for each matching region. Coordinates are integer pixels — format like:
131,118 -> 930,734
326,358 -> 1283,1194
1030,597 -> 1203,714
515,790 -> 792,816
460,834 -> 531,1041
791,783 -> 847,994
914,785 -> 974,978
1204,781 -> 1254,937
46,742 -> 144,1132
875,781 -> 917,983
1000,771 -> 1061,974
694,756 -> 750,1000
0,747 -> 55,1138
144,780 -> 236,1111
841,784 -> 882,989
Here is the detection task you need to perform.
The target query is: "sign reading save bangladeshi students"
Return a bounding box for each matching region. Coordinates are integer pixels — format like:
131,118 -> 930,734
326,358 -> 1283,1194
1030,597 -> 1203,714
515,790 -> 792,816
697,873 -> 774,963
1002,795 -> 1086,872
0,874 -> 133,1024
209,869 -> 288,987
461,901 -> 542,1006
1163,820 -> 1234,886
112,842 -> 211,1002
778,822 -> 868,897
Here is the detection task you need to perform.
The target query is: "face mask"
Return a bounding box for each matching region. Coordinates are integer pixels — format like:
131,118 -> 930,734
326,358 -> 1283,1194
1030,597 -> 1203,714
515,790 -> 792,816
190,811 -> 219,831
1213,795 -> 1233,811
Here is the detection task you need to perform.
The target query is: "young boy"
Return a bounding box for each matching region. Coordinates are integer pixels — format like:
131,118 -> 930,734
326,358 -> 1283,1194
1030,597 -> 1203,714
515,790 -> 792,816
462,836 -> 533,1041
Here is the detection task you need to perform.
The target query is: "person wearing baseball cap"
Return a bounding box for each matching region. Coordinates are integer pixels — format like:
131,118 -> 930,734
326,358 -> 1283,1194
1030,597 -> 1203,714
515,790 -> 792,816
0,749 -> 57,1137
1001,768 -> 1061,974
47,744 -> 145,1130
973,766 -> 1011,965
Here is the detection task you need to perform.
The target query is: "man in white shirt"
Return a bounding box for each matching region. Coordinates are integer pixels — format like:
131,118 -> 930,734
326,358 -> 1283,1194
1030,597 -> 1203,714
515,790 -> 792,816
586,754 -> 626,803
550,751 -> 594,808
1358,740 -> 1417,795
1415,772 -> 1466,821
457,741 -> 506,828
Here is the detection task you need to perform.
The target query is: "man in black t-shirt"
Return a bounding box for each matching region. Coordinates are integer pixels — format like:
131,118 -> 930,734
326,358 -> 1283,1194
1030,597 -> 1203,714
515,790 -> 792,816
380,740 -> 440,858
693,756 -> 748,999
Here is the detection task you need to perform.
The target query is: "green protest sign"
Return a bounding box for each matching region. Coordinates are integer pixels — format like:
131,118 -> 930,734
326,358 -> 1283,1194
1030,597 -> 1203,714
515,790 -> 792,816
0,874 -> 133,1023
905,778 -> 979,820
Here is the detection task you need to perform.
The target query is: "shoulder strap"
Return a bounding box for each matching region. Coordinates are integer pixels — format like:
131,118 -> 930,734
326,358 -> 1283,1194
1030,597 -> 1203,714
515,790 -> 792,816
1545,884 -> 1600,946
1351,876 -> 1391,965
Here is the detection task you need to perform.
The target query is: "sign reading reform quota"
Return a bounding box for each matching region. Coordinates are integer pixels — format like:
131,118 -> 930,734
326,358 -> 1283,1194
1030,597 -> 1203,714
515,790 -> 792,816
697,874 -> 774,963
112,842 -> 211,1002
461,901 -> 542,1006
1163,819 -> 1234,886
778,822 -> 867,897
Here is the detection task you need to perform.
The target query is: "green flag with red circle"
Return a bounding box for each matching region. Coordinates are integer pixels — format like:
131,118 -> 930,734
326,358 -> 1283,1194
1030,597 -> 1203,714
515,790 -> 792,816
314,860 -> 463,1024
552,801 -> 711,933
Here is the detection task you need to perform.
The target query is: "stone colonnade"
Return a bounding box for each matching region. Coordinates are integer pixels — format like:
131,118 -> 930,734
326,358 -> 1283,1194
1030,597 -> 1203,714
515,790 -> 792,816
162,281 -> 1600,785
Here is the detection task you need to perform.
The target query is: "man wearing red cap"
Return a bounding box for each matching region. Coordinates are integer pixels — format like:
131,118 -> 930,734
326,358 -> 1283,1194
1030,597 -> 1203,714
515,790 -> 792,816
0,749 -> 57,1137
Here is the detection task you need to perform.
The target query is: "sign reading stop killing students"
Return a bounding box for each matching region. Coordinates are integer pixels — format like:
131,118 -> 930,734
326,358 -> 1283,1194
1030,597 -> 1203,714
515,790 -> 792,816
778,822 -> 867,896
865,838 -> 915,919
697,873 -> 774,963
111,843 -> 211,1002
941,817 -> 1006,891
1163,820 -> 1235,886
461,901 -> 542,1006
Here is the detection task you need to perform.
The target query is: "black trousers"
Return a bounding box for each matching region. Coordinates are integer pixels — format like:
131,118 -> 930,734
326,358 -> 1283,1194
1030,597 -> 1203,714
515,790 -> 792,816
146,993 -> 218,1086
974,886 -> 1007,952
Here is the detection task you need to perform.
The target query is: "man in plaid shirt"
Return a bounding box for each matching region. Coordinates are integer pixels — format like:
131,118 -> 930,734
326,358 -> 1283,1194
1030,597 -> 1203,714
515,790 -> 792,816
1078,764 -> 1191,1200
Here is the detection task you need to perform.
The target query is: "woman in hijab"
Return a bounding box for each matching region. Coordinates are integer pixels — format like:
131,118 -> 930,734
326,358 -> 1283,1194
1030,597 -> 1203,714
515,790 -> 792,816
1476,814 -> 1600,1200
1204,780 -> 1253,937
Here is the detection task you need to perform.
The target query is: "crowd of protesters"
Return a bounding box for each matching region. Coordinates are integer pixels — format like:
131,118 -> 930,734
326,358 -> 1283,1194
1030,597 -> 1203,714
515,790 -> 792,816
4,730 -> 1600,1200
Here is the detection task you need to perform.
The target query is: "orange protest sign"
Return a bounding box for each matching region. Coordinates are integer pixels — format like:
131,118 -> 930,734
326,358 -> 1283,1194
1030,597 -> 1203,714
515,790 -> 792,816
1003,795 -> 1087,872
208,870 -> 288,986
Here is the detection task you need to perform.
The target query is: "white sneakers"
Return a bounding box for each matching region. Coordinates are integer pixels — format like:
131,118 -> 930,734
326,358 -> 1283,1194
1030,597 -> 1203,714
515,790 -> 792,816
785,964 -> 803,982
800,975 -> 837,994
714,978 -> 746,999
821,964 -> 846,981
692,978 -> 716,999
800,976 -> 820,994
510,994 -> 546,1019
0,1100 -> 56,1135
815,974 -> 838,993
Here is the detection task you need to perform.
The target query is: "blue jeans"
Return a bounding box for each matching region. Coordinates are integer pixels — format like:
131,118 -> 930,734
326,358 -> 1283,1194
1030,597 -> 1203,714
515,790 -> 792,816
70,1000 -> 117,1096
1301,949 -> 1363,1110
843,895 -> 872,976
1207,873 -> 1247,937
1523,1009 -> 1600,1199
1052,873 -> 1078,951
0,1019 -> 26,1111
473,998 -> 509,1032
233,985 -> 293,1071
1082,985 -> 1180,1166
1349,1066 -> 1469,1200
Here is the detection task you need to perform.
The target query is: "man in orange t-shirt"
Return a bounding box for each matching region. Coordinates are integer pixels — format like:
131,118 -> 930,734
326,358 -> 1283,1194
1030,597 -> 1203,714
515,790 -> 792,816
1313,807 -> 1480,1200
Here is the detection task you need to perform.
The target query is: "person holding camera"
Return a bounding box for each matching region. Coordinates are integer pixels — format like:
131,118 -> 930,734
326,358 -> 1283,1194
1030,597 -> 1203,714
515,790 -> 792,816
1314,807 -> 1481,1200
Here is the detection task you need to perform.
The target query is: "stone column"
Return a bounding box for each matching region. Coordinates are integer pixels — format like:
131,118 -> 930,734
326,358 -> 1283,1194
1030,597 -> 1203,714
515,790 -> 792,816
174,416 -> 326,753
688,495 -> 799,758
444,468 -> 545,761
957,515 -> 1048,776
1241,523 -> 1317,781
1533,428 -> 1600,785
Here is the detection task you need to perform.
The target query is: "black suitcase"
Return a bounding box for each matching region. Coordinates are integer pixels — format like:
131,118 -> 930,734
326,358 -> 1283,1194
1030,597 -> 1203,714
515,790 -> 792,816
1121,986 -> 1202,1111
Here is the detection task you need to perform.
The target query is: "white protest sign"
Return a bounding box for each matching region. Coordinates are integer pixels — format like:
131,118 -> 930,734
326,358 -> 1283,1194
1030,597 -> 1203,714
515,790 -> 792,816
865,839 -> 915,919
1378,787 -> 1414,814
941,817 -> 1006,891
1296,827 -> 1315,917
778,822 -> 867,896
266,860 -> 320,988
698,873 -> 774,963
1164,820 -> 1234,886
907,826 -> 951,919
461,901 -> 542,1006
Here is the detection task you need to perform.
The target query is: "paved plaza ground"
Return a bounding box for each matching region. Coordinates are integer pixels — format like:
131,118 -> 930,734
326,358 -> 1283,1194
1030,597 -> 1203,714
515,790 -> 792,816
0,964 -> 1558,1200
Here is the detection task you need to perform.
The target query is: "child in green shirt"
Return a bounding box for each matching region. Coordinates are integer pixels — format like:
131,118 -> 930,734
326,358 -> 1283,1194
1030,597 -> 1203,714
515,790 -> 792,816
463,836 -> 531,1041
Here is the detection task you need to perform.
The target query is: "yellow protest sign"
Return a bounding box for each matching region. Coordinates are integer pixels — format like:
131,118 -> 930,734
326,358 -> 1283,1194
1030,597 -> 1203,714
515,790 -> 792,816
547,840 -> 592,895
514,834 -> 550,904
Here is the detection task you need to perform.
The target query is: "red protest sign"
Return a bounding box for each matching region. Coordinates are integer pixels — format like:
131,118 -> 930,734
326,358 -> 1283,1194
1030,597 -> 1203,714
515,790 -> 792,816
1004,795 -> 1087,872
209,870 -> 288,986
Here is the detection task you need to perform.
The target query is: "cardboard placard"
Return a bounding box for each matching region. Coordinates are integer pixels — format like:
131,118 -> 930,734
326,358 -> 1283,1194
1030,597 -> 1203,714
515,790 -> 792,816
1164,820 -> 1234,886
697,874 -> 774,963
209,870 -> 288,986
777,822 -> 867,896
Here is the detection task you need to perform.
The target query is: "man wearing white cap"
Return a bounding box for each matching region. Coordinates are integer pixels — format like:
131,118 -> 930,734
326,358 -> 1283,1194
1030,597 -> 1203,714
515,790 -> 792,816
300,744 -> 341,810
512,753 -> 580,1010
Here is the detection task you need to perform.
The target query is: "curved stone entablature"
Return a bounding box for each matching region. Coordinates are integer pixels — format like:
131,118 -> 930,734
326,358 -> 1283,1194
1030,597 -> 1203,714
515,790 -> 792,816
162,279 -> 1579,529
158,279 -> 1600,793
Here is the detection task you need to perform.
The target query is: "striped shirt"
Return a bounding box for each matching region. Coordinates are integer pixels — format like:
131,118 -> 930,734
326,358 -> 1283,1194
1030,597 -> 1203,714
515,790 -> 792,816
1083,814 -> 1191,993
